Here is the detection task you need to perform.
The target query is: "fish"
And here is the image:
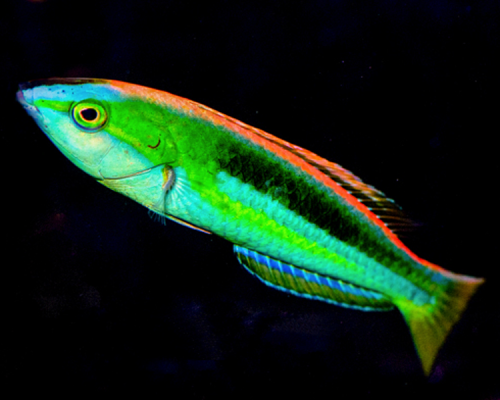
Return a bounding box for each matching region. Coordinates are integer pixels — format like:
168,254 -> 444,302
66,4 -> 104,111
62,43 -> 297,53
17,78 -> 483,375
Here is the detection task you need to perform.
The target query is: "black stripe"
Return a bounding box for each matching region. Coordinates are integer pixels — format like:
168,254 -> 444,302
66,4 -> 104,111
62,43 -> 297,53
19,78 -> 108,91
220,137 -> 405,268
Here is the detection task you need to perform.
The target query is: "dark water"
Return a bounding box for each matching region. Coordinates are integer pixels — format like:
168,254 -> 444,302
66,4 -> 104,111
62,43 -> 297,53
3,1 -> 498,398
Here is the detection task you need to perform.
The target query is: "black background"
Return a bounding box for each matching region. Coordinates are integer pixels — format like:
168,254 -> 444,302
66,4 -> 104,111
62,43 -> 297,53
2,0 -> 498,398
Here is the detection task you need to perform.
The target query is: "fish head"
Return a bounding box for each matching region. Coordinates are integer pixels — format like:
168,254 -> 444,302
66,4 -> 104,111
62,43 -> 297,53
16,78 -> 179,180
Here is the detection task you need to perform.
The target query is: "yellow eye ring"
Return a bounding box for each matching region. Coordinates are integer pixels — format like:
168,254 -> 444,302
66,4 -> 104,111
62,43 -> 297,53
71,100 -> 108,131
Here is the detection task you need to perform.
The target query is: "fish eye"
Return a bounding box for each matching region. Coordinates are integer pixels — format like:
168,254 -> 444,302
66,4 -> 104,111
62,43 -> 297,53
81,108 -> 98,121
71,100 -> 108,131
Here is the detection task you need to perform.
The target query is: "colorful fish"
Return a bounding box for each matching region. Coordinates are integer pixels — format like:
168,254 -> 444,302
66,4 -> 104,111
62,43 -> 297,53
17,78 -> 483,375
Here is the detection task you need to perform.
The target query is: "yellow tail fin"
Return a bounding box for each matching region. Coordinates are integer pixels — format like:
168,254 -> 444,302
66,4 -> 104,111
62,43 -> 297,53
396,271 -> 484,376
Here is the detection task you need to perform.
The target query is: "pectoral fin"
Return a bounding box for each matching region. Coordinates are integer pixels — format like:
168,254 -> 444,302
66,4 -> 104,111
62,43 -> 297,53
164,214 -> 212,234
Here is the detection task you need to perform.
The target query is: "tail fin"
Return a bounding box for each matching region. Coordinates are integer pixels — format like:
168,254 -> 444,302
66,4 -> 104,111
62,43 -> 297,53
396,270 -> 484,376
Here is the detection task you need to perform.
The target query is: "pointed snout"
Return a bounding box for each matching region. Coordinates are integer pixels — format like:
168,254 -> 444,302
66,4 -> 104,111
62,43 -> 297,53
17,83 -> 42,119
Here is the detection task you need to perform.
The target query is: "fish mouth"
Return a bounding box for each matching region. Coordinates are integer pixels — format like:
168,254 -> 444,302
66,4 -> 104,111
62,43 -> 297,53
16,83 -> 42,117
16,88 -> 32,106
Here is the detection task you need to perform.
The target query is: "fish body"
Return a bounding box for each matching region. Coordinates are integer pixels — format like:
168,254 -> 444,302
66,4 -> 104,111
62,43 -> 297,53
17,78 -> 483,375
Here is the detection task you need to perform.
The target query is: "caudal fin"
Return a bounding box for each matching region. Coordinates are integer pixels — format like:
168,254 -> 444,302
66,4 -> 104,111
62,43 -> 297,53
396,270 -> 484,376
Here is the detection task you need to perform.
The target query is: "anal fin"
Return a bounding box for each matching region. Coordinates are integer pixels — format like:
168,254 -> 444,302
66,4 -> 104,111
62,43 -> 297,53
234,245 -> 393,311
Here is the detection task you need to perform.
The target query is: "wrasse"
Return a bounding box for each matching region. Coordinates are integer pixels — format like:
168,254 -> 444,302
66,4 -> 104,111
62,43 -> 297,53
17,78 -> 483,375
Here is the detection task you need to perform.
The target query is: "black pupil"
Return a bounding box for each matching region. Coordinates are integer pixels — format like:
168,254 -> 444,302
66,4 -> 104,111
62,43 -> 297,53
81,108 -> 98,121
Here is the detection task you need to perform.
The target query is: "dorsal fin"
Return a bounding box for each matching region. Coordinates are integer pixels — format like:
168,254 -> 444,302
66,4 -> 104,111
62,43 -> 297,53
245,127 -> 414,235
288,149 -> 415,235
194,102 -> 414,235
